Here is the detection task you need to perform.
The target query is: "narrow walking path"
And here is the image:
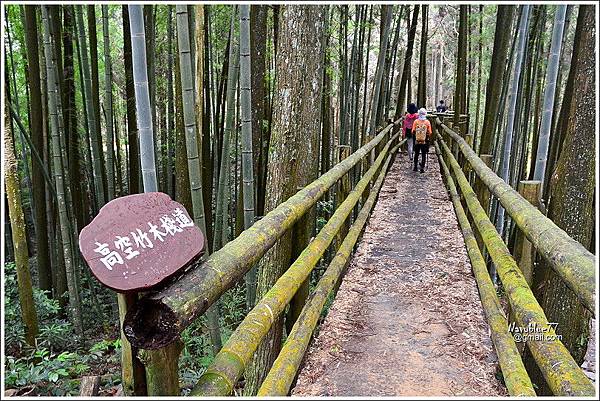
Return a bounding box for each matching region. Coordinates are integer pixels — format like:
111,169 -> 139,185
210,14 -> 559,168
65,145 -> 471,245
292,149 -> 506,396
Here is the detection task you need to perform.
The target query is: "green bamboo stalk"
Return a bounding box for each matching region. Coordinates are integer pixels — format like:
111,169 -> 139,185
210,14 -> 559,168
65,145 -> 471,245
128,5 -> 158,192
175,3 -> 222,357
239,4 -> 257,310
437,136 -> 594,396
496,6 -> 530,237
42,5 -> 83,335
368,5 -> 392,133
214,9 -> 239,251
435,142 -> 535,397
190,131 -> 399,396
102,5 -> 116,200
532,5 -> 567,187
438,119 -> 595,313
123,121 -> 398,349
75,5 -> 106,207
257,138 -> 405,396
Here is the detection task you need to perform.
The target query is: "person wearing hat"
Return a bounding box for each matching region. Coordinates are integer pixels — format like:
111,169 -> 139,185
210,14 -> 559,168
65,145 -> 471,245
411,108 -> 432,173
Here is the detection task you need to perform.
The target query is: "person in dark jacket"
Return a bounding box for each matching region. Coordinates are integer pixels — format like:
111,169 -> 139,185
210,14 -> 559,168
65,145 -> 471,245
436,100 -> 447,113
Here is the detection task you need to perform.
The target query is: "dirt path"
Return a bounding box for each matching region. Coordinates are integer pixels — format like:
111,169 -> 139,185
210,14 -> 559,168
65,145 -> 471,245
292,150 -> 506,396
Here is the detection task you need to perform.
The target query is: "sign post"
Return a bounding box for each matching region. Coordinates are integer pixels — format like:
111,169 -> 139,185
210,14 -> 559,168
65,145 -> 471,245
79,192 -> 204,395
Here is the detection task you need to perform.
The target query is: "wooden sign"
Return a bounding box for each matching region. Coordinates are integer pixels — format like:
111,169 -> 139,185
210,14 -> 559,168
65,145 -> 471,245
78,192 -> 205,292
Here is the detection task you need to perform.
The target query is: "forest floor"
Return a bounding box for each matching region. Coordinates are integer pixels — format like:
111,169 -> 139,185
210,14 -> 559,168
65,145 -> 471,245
292,148 -> 506,396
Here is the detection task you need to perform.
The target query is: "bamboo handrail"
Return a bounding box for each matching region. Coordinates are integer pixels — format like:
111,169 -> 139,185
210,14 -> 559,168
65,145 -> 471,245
257,140 -> 404,396
438,137 -> 595,396
123,120 -> 400,349
436,142 -> 535,396
436,118 -> 595,314
189,134 -> 400,396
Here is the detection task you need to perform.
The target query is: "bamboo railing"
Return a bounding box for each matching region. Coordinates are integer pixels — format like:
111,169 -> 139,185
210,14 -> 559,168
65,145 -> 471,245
435,118 -> 595,313
191,133 -> 403,396
120,120 -> 401,394
435,118 -> 595,396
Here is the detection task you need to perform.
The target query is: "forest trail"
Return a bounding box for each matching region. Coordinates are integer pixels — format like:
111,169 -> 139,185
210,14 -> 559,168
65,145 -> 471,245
292,149 -> 507,396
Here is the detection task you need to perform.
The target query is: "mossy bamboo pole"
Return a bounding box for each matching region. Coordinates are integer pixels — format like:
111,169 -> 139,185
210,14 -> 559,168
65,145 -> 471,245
435,142 -> 535,396
190,133 -> 399,396
438,137 -> 594,396
5,87 -> 39,347
257,139 -> 405,396
123,121 -> 398,349
437,119 -> 595,313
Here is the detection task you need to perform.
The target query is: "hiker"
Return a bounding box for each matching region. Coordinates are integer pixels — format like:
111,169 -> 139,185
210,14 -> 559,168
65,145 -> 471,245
436,100 -> 447,113
402,103 -> 419,161
412,108 -> 432,173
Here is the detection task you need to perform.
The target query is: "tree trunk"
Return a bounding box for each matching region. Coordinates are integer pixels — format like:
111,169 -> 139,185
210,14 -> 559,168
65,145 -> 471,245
244,5 -> 327,395
539,3 -> 594,366
479,6 -> 516,156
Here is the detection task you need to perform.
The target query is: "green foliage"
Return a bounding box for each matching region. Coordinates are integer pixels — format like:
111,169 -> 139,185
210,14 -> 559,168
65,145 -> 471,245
4,262 -> 121,395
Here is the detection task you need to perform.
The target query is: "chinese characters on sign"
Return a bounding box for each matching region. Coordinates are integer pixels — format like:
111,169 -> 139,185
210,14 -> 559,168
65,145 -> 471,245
92,208 -> 194,271
78,193 -> 205,292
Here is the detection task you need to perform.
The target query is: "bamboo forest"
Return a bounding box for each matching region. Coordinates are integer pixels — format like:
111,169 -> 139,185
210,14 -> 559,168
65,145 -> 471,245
1,1 -> 598,398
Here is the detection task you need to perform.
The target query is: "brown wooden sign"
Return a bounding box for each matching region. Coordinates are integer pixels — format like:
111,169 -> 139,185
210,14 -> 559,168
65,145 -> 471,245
78,192 -> 205,292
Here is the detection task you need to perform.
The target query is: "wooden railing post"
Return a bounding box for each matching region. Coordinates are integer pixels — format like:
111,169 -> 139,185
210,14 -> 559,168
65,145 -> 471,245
463,133 -> 474,181
513,181 -> 542,286
473,154 -> 493,252
286,191 -> 314,334
139,340 -> 184,396
336,145 -> 352,249
118,294 -> 147,395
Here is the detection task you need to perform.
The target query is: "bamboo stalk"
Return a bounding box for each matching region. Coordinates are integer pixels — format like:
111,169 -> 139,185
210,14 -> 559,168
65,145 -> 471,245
190,132 -> 399,396
175,3 -> 222,358
75,5 -> 105,207
124,121 -> 398,349
102,5 -> 115,200
438,136 -> 594,396
437,119 -> 595,313
128,5 -> 158,192
436,142 -> 535,397
42,5 -> 83,335
239,4 -> 257,310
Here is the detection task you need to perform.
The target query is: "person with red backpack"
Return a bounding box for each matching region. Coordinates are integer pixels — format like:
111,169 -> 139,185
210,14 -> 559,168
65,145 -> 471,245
412,108 -> 432,173
402,103 -> 419,161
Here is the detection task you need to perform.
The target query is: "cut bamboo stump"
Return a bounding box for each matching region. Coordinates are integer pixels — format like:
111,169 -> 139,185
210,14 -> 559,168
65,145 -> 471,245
79,376 -> 101,397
